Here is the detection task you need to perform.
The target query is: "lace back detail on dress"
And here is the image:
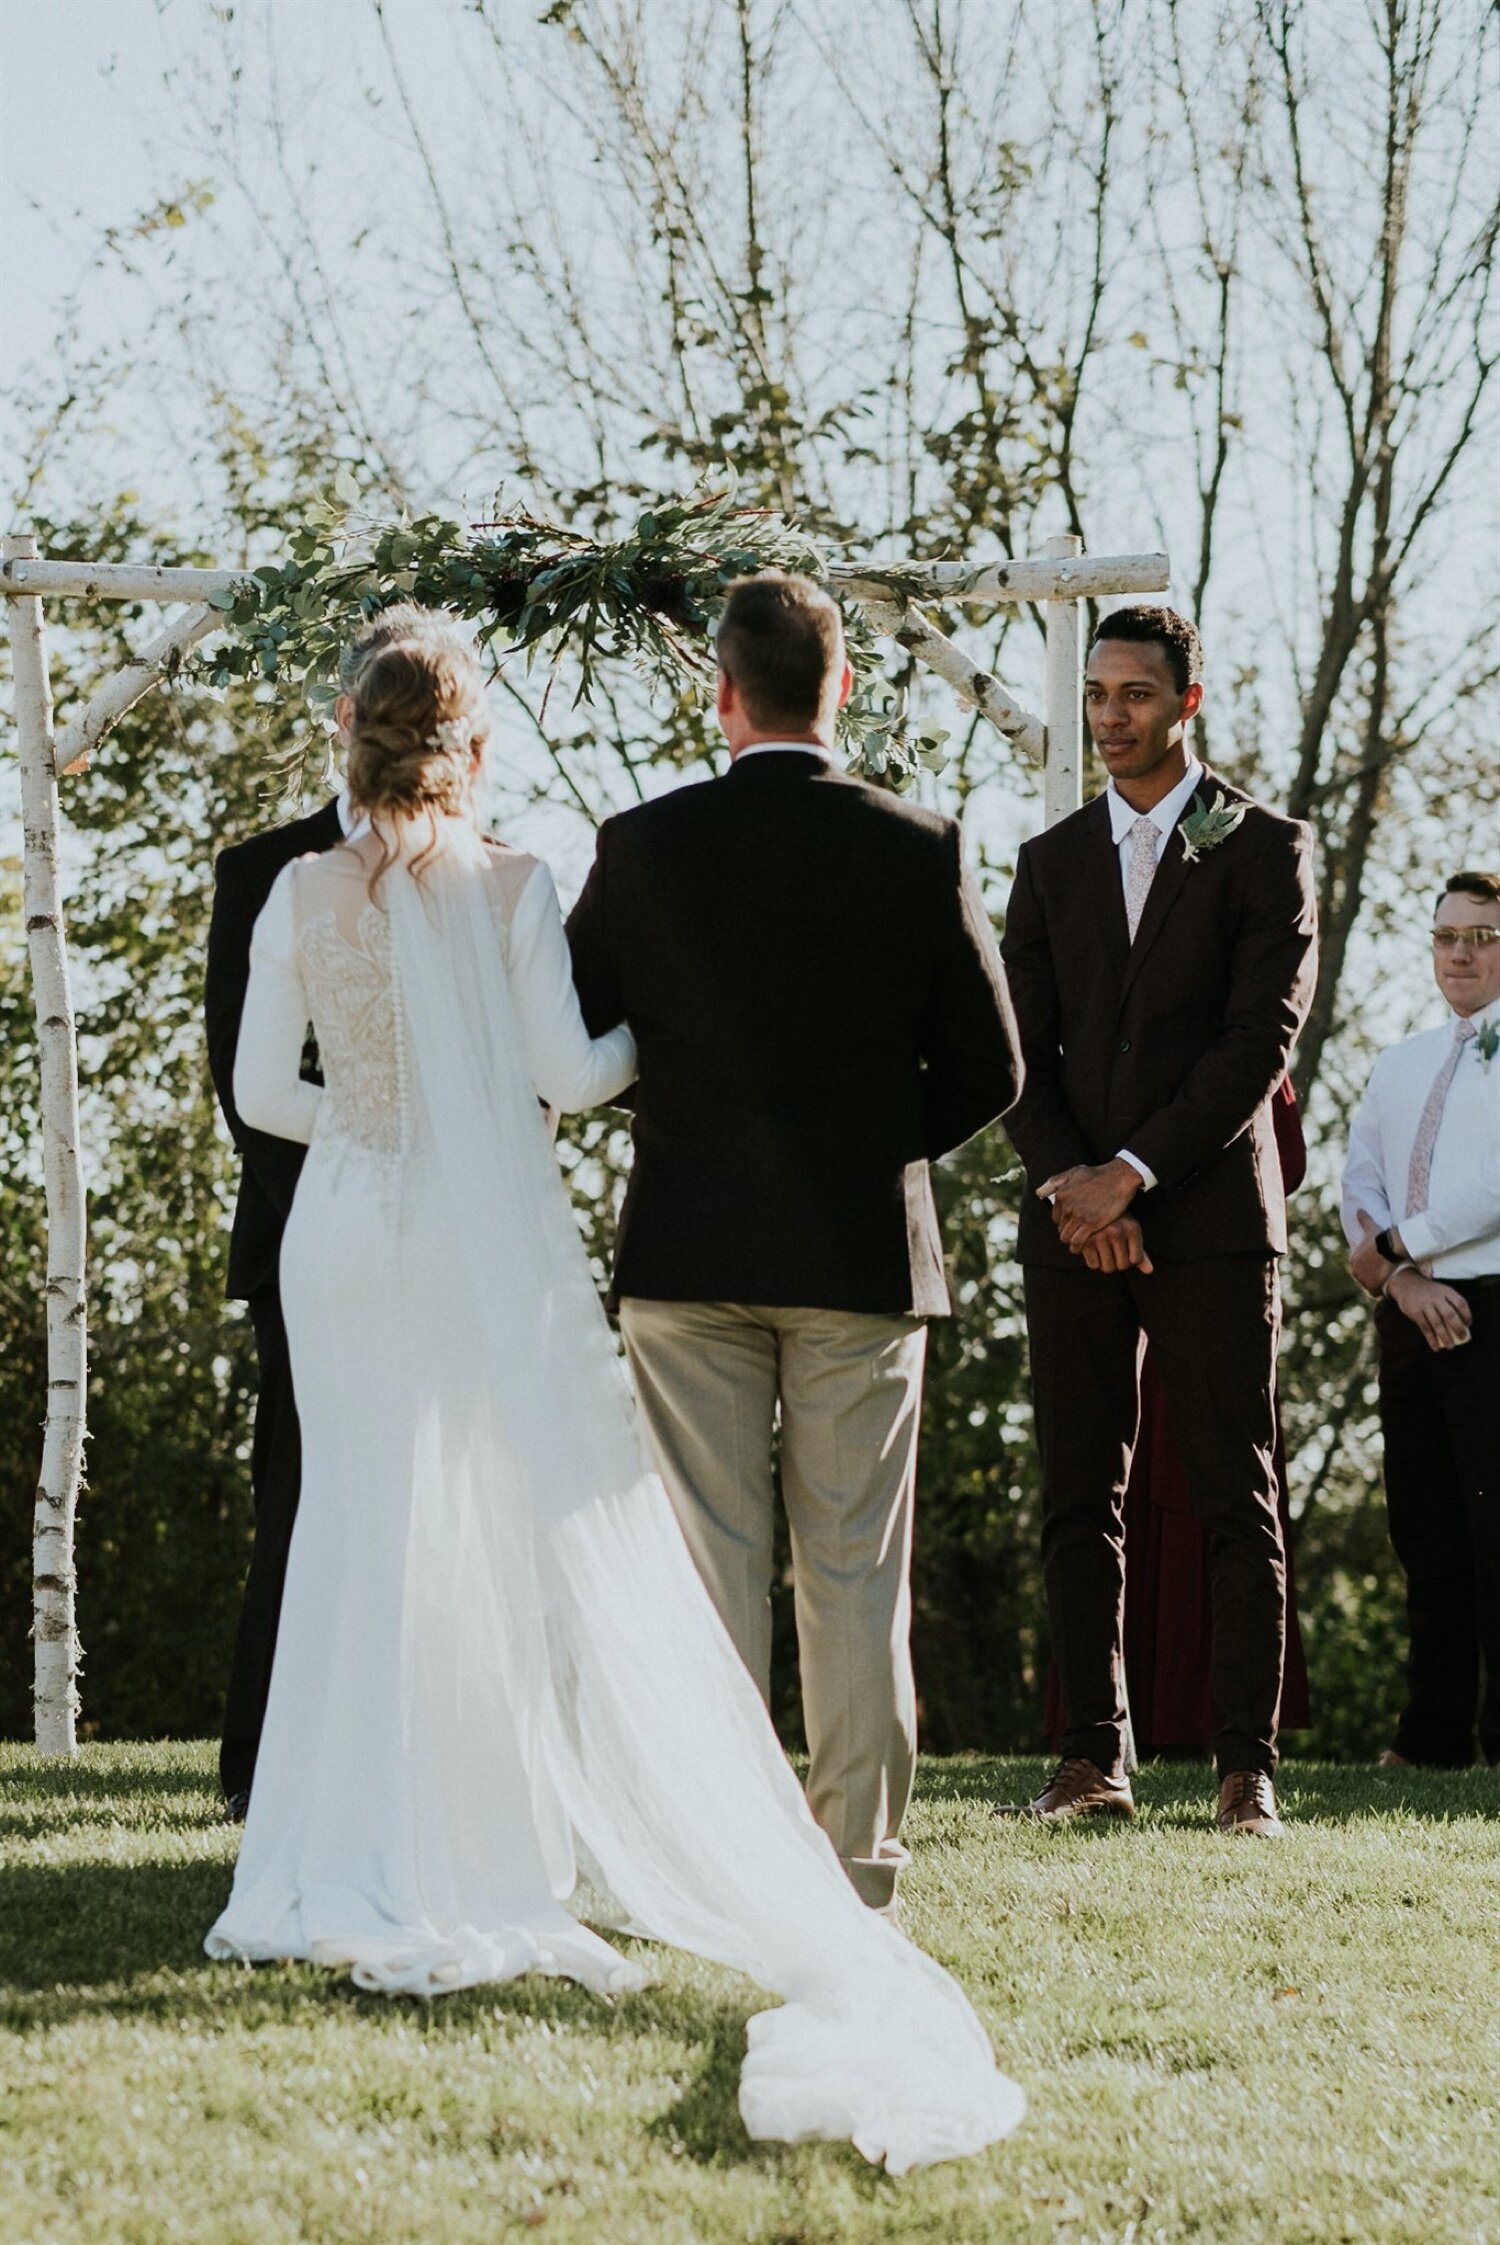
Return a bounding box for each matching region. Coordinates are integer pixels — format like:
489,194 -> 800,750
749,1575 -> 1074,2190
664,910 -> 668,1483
298,901 -> 407,1157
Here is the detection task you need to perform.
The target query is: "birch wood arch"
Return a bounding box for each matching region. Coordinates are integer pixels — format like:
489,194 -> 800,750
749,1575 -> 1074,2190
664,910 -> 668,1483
2,526 -> 1168,1755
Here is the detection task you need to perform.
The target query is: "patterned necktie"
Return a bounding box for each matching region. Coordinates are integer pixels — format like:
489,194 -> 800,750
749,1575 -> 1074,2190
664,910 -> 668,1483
1404,1018 -> 1477,1218
1123,815 -> 1159,942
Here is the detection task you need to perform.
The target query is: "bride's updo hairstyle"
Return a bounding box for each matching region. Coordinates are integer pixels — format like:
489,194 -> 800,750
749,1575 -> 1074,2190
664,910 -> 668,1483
346,628 -> 490,882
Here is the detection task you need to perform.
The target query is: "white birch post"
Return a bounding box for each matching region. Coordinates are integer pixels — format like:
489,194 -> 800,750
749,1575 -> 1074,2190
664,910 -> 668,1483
5,533 -> 87,1757
849,592 -> 1046,764
52,602 -> 221,773
1041,533 -> 1085,829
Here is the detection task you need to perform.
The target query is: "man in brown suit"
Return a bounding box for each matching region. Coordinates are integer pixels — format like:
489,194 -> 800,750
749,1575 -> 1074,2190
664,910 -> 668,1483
998,605 -> 1318,1836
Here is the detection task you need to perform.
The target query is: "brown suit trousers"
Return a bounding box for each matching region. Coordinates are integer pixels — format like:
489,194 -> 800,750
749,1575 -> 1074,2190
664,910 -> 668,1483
1025,1254 -> 1287,1777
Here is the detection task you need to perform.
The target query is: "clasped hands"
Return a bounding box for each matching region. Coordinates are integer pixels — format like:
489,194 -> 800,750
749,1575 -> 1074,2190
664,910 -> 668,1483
1348,1209 -> 1471,1352
1036,1158 -> 1154,1275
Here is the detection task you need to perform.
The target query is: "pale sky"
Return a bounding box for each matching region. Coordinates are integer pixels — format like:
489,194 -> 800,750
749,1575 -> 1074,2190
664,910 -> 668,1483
4,0 -> 194,379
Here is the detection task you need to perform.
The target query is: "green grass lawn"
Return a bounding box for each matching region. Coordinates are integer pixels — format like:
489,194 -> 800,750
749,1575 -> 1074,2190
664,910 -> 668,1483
1,1746 -> 1497,2244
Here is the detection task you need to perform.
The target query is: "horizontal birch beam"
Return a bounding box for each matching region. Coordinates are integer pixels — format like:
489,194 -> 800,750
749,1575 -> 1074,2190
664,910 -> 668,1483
50,604 -> 224,775
832,551 -> 1169,606
856,593 -> 1047,764
2,549 -> 1172,610
0,557 -> 248,602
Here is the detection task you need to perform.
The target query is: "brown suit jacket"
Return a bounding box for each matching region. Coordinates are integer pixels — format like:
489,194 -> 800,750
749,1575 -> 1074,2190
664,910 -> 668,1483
1000,770 -> 1318,1268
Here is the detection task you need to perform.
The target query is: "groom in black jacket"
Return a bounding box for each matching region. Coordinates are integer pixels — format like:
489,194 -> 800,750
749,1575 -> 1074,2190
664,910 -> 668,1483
997,605 -> 1318,1837
205,602 -> 447,1817
566,571 -> 1021,1908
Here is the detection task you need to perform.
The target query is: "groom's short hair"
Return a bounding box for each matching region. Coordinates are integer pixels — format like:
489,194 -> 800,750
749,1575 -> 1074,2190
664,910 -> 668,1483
716,572 -> 844,729
339,602 -> 461,695
1091,604 -> 1203,696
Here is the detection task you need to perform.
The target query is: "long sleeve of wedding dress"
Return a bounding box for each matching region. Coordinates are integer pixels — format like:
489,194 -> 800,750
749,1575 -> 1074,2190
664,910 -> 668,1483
207,822 -> 1023,2177
233,867 -> 321,1145
501,858 -> 636,1111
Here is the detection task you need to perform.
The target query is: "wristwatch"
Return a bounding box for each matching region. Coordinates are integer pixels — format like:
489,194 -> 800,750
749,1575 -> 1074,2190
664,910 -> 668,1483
1374,1228 -> 1398,1263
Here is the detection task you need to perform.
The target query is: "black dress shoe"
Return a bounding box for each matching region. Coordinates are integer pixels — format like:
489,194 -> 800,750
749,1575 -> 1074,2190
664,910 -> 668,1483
222,1791 -> 250,1825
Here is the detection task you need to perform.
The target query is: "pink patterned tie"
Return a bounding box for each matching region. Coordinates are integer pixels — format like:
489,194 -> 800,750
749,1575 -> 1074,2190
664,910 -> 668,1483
1124,816 -> 1158,942
1404,1018 -> 1477,1218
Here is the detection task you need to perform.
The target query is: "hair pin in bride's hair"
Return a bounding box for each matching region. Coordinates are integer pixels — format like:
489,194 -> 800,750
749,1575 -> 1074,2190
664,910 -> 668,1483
431,717 -> 471,754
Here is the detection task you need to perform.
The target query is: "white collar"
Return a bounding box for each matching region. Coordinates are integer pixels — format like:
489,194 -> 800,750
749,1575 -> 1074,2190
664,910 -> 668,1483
335,785 -> 357,837
733,740 -> 832,764
1451,993 -> 1500,1036
1105,755 -> 1204,845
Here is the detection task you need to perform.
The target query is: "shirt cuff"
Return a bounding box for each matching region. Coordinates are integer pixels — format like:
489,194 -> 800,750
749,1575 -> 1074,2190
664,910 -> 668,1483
1395,1212 -> 1437,1265
1116,1149 -> 1157,1192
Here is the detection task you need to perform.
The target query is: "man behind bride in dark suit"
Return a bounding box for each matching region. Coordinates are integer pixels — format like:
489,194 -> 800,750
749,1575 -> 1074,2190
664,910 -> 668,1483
996,605 -> 1318,1837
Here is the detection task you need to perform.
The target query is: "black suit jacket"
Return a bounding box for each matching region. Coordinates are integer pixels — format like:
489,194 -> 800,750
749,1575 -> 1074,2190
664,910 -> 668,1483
205,799 -> 344,1300
1000,770 -> 1318,1268
565,751 -> 1021,1316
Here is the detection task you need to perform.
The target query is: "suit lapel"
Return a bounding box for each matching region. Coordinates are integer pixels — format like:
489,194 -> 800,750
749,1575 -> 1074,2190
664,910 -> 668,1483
1080,794 -> 1131,978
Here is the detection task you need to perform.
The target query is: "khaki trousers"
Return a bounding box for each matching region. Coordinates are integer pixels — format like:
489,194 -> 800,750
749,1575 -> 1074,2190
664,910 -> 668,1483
618,1297 -> 927,1909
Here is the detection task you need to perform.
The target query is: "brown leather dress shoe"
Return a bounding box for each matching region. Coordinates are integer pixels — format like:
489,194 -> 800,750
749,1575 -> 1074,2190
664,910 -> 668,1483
1217,1770 -> 1284,1837
994,1757 -> 1135,1822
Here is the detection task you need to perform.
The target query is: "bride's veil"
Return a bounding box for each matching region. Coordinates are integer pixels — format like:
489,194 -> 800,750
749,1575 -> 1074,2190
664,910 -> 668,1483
384,823 -> 1024,2171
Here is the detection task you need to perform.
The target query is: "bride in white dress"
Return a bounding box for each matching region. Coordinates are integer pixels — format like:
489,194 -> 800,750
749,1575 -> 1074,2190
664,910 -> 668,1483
206,628 -> 1024,2172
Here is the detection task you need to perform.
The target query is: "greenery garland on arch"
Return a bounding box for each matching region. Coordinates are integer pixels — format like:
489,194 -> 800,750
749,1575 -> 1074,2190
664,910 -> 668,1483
198,480 -> 951,798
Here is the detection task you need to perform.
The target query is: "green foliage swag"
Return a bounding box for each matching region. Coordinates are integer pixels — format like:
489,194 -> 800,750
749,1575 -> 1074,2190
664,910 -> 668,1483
199,479 -> 950,799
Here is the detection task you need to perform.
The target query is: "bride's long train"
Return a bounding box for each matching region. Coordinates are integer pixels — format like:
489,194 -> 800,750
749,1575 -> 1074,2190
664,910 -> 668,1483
207,826 -> 1025,2172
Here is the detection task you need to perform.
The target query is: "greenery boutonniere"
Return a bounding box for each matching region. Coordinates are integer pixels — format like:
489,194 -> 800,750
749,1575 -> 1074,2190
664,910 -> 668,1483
1475,1020 -> 1499,1071
1177,789 -> 1248,864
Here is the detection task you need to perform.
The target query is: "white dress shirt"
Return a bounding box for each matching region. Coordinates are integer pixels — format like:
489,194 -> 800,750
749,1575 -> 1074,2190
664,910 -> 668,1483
1104,756 -> 1204,1192
1104,754 -> 1204,883
1340,995 -> 1500,1280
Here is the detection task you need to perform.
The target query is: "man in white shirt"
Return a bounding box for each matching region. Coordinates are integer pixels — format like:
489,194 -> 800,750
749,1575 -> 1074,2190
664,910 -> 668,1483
1343,869 -> 1500,1770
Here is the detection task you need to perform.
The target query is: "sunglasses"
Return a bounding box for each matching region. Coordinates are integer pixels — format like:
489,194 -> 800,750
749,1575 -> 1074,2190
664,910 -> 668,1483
1431,925 -> 1500,950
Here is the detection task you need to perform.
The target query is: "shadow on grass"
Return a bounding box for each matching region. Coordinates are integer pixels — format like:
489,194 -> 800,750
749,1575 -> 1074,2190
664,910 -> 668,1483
642,2001 -> 898,2192
0,1855 -> 234,2002
0,1748 -> 210,1796
645,2003 -> 758,2167
0,1750 -> 220,1845
0,1851 -> 794,2143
